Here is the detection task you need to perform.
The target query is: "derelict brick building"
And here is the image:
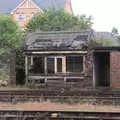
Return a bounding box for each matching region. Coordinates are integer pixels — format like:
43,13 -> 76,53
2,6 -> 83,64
24,29 -> 120,88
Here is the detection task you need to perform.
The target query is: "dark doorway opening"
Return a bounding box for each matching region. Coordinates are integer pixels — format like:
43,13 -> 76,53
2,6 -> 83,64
94,52 -> 110,87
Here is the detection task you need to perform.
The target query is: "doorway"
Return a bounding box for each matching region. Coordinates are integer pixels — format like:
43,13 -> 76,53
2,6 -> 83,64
93,52 -> 110,87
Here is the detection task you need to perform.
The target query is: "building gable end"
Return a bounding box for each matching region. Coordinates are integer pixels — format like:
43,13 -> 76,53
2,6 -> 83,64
10,0 -> 42,14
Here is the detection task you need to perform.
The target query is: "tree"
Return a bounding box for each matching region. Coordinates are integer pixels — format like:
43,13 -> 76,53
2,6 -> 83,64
0,14 -> 24,85
94,36 -> 118,46
111,27 -> 120,45
26,9 -> 93,32
0,14 -> 23,48
112,27 -> 119,35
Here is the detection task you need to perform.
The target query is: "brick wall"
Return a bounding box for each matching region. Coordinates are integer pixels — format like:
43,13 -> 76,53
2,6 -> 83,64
111,52 -> 120,87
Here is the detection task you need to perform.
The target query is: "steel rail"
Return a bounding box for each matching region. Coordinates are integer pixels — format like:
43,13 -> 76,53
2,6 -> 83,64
0,89 -> 120,104
0,110 -> 120,120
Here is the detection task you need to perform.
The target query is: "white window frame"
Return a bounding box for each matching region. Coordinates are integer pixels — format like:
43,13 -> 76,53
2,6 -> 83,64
47,56 -> 65,74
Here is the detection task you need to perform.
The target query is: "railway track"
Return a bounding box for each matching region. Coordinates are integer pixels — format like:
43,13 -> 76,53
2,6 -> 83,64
0,110 -> 119,120
0,89 -> 119,104
0,89 -> 119,119
0,88 -> 120,96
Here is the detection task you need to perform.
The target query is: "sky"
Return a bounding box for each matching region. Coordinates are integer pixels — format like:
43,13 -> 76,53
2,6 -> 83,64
71,0 -> 120,32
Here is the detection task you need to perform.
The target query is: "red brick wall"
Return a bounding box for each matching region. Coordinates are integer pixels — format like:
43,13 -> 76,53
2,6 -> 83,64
111,52 -> 120,87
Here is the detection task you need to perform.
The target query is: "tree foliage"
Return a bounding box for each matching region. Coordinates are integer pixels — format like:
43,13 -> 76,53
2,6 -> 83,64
15,47 -> 25,85
111,27 -> 120,45
94,36 -> 118,46
112,27 -> 119,35
0,14 -> 24,85
26,9 -> 93,32
0,14 -> 23,48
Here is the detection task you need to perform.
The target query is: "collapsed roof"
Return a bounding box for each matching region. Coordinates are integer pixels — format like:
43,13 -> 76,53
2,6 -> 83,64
25,29 -> 94,51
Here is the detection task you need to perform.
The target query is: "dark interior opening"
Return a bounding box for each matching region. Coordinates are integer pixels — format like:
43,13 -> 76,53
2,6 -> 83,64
32,57 -> 44,74
47,58 -> 54,73
57,58 -> 62,72
94,52 -> 110,87
66,56 -> 83,72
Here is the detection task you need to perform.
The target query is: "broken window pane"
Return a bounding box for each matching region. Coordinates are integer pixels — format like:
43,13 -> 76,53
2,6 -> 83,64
66,56 -> 83,72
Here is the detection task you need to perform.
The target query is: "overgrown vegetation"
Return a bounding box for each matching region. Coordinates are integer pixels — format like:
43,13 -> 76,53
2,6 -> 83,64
0,14 -> 24,85
94,36 -> 118,46
0,14 -> 23,48
26,9 -> 93,32
16,47 -> 25,85
0,49 -> 9,83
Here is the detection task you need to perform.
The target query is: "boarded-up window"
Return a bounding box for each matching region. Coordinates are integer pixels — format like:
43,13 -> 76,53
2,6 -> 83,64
66,56 -> 83,72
